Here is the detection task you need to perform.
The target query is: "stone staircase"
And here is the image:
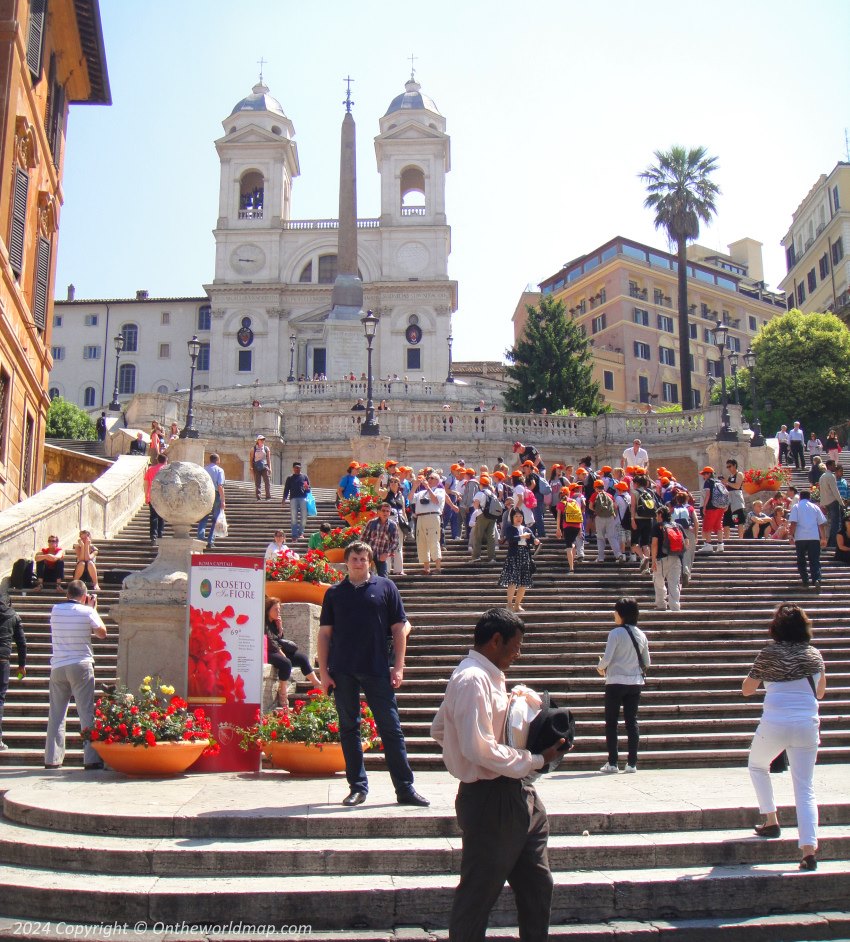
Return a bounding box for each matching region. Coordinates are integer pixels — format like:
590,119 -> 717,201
0,467 -> 848,938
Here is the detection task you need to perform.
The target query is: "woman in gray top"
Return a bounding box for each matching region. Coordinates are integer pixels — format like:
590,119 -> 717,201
597,597 -> 650,774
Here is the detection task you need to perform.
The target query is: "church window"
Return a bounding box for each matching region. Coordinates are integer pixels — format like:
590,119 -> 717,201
49,387 -> 59,400
121,323 -> 138,353
318,255 -> 338,284
84,386 -> 96,407
118,363 -> 135,394
406,348 -> 421,370
198,304 -> 211,331
400,165 -> 425,215
238,350 -> 252,372
271,125 -> 281,136
239,171 -> 264,219
299,261 -> 313,283
197,343 -> 210,371
408,314 -> 420,326
157,385 -> 168,394
161,311 -> 170,325
159,344 -> 170,358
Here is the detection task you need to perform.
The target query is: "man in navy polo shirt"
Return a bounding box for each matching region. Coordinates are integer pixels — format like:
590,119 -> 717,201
318,541 -> 429,808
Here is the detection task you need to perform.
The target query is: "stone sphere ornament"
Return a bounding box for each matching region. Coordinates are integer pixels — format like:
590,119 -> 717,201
150,461 -> 214,531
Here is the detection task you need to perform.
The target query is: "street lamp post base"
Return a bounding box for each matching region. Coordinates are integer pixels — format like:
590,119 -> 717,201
108,402 -> 121,412
716,429 -> 739,442
750,435 -> 766,447
179,428 -> 199,440
360,423 -> 380,437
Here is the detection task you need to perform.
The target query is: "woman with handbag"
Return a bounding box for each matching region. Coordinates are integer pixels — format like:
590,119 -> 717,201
498,508 -> 538,612
265,598 -> 320,708
743,603 -> 826,871
383,476 -> 408,575
597,597 -> 649,774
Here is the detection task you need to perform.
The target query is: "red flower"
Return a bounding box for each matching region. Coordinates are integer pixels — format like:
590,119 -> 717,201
145,730 -> 156,746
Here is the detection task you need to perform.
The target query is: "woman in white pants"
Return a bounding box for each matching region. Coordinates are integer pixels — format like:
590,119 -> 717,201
743,603 -> 826,871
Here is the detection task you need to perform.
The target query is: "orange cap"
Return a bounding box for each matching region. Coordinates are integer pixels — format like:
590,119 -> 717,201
480,475 -> 491,485
576,467 -> 587,476
522,460 -> 535,467
601,465 -> 612,474
493,471 -> 506,480
615,481 -> 629,492
569,483 -> 582,492
511,470 -> 523,478
593,480 -> 605,488
701,466 -> 714,475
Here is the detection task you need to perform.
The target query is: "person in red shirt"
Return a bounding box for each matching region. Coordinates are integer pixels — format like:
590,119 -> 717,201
145,454 -> 167,545
35,537 -> 65,589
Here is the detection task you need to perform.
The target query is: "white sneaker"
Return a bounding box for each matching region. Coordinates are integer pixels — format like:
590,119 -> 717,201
716,543 -> 725,553
0,741 -> 8,751
695,544 -> 714,555
599,762 -> 619,774
624,764 -> 637,773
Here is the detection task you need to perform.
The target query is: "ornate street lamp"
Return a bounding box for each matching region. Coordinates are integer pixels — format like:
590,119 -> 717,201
713,321 -> 737,441
729,350 -> 740,406
179,335 -> 202,439
360,310 -> 380,437
744,347 -> 765,447
108,333 -> 125,411
446,334 -> 455,384
288,334 -> 296,383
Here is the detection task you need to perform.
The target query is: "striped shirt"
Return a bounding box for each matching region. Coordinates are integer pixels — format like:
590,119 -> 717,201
50,601 -> 105,668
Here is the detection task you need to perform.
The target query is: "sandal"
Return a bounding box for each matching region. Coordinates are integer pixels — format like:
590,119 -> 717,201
799,854 -> 817,871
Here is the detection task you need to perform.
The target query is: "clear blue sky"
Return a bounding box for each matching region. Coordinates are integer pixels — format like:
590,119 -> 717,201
56,0 -> 850,362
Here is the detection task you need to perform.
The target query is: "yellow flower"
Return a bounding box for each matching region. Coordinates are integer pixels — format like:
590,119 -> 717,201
160,684 -> 175,696
140,684 -> 151,693
143,675 -> 152,685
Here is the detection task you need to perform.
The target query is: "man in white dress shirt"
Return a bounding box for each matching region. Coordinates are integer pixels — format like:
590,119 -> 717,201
621,439 -> 649,470
431,607 -> 565,942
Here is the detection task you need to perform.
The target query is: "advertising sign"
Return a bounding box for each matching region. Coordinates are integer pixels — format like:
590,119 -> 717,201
187,553 -> 264,772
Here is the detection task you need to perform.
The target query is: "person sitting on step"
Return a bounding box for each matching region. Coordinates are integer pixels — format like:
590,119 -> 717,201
71,530 -> 100,594
265,598 -> 320,708
35,536 -> 65,590
743,501 -> 773,539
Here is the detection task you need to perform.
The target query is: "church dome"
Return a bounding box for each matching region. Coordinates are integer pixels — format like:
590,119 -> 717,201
384,78 -> 441,116
231,82 -> 286,117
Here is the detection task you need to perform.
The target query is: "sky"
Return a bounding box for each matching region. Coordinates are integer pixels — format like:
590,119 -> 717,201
55,0 -> 850,363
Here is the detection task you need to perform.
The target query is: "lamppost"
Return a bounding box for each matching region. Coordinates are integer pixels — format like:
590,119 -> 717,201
446,334 -> 455,384
287,334 -> 296,383
744,347 -> 765,447
729,350 -> 740,406
179,335 -> 201,439
108,333 -> 125,411
713,321 -> 737,441
360,310 -> 380,437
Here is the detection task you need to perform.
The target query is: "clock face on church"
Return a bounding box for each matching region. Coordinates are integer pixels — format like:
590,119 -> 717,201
230,244 -> 266,276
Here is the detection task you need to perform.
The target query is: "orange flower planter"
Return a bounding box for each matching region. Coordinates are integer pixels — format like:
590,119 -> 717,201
91,740 -> 209,776
265,581 -> 332,605
743,482 -> 763,495
342,511 -> 378,527
262,741 -> 346,775
323,548 -> 346,563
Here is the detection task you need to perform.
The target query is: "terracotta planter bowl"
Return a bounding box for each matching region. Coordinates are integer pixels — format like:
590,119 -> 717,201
265,581 -> 332,605
262,741 -> 346,775
91,740 -> 209,776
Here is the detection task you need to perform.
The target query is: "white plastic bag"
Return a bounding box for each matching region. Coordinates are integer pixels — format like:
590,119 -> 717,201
213,511 -> 228,539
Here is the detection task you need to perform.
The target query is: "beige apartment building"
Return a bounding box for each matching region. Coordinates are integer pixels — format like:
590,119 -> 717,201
516,236 -> 786,411
779,162 -> 849,322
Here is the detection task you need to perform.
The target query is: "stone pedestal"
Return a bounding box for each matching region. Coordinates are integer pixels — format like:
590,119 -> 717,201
113,461 -> 214,693
164,438 -> 210,467
348,434 -> 391,465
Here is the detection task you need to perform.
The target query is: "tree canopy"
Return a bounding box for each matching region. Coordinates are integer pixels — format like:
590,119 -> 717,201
46,397 -> 97,440
504,296 -> 604,415
639,145 -> 720,410
748,309 -> 850,435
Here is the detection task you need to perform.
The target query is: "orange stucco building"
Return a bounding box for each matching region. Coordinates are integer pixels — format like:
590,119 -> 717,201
0,0 -> 109,509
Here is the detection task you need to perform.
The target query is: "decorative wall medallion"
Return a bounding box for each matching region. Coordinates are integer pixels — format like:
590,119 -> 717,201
237,316 -> 254,347
396,241 -> 429,274
405,324 -> 423,345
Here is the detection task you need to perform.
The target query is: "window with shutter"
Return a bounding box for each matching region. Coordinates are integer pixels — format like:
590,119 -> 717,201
44,54 -> 66,167
0,369 -> 9,464
33,237 -> 51,330
9,168 -> 29,277
26,0 -> 47,81
21,413 -> 35,497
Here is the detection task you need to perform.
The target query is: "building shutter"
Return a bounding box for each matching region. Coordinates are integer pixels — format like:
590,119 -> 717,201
26,0 -> 47,81
9,168 -> 29,278
33,237 -> 51,330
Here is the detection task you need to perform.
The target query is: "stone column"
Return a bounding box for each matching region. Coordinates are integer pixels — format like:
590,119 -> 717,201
111,461 -> 214,696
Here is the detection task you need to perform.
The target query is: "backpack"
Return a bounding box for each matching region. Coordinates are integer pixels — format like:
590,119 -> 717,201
662,523 -> 685,556
523,489 -> 537,510
671,506 -> 692,529
635,487 -> 659,519
10,558 -> 36,590
483,492 -> 504,521
563,499 -> 583,525
710,480 -> 730,508
593,490 -> 615,518
537,476 -> 552,499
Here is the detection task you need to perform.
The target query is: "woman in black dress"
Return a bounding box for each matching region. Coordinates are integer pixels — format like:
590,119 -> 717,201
498,508 -> 539,612
834,516 -> 850,564
265,598 -> 320,707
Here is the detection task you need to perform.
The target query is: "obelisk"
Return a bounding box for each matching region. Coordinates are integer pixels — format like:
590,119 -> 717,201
329,77 -> 363,320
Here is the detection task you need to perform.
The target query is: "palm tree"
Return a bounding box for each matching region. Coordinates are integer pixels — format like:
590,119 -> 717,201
639,146 -> 720,411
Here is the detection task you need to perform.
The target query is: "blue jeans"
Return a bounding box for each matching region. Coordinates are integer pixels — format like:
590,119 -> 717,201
444,505 -> 460,539
373,558 -> 388,577
290,497 -> 308,540
532,503 -> 547,538
330,670 -> 415,796
0,659 -> 9,742
794,539 -> 821,585
197,495 -> 221,546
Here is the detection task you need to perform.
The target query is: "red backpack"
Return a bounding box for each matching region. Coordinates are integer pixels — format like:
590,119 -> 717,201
663,524 -> 685,556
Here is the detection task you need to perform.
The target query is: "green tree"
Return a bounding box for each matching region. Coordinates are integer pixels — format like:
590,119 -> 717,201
745,309 -> 850,435
46,397 -> 97,440
505,296 -> 604,414
639,145 -> 720,412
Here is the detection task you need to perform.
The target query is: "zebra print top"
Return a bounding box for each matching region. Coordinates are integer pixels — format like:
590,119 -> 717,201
748,642 -> 824,683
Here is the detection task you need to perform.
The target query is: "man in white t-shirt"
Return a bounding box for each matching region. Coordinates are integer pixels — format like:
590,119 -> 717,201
621,439 -> 649,470
44,581 -> 107,770
788,490 -> 828,588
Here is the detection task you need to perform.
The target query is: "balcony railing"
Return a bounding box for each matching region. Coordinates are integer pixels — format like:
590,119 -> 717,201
238,209 -> 263,220
281,218 -> 380,230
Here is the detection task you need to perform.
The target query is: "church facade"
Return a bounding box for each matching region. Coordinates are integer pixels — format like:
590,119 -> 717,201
50,75 -> 458,407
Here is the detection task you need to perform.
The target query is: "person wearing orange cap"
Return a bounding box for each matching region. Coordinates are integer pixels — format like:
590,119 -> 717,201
590,479 -> 622,563
697,467 -> 726,554
614,481 -> 633,563
622,439 -> 648,471
337,462 -> 361,503
443,464 -> 465,541
555,484 -> 584,573
470,475 -> 499,562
